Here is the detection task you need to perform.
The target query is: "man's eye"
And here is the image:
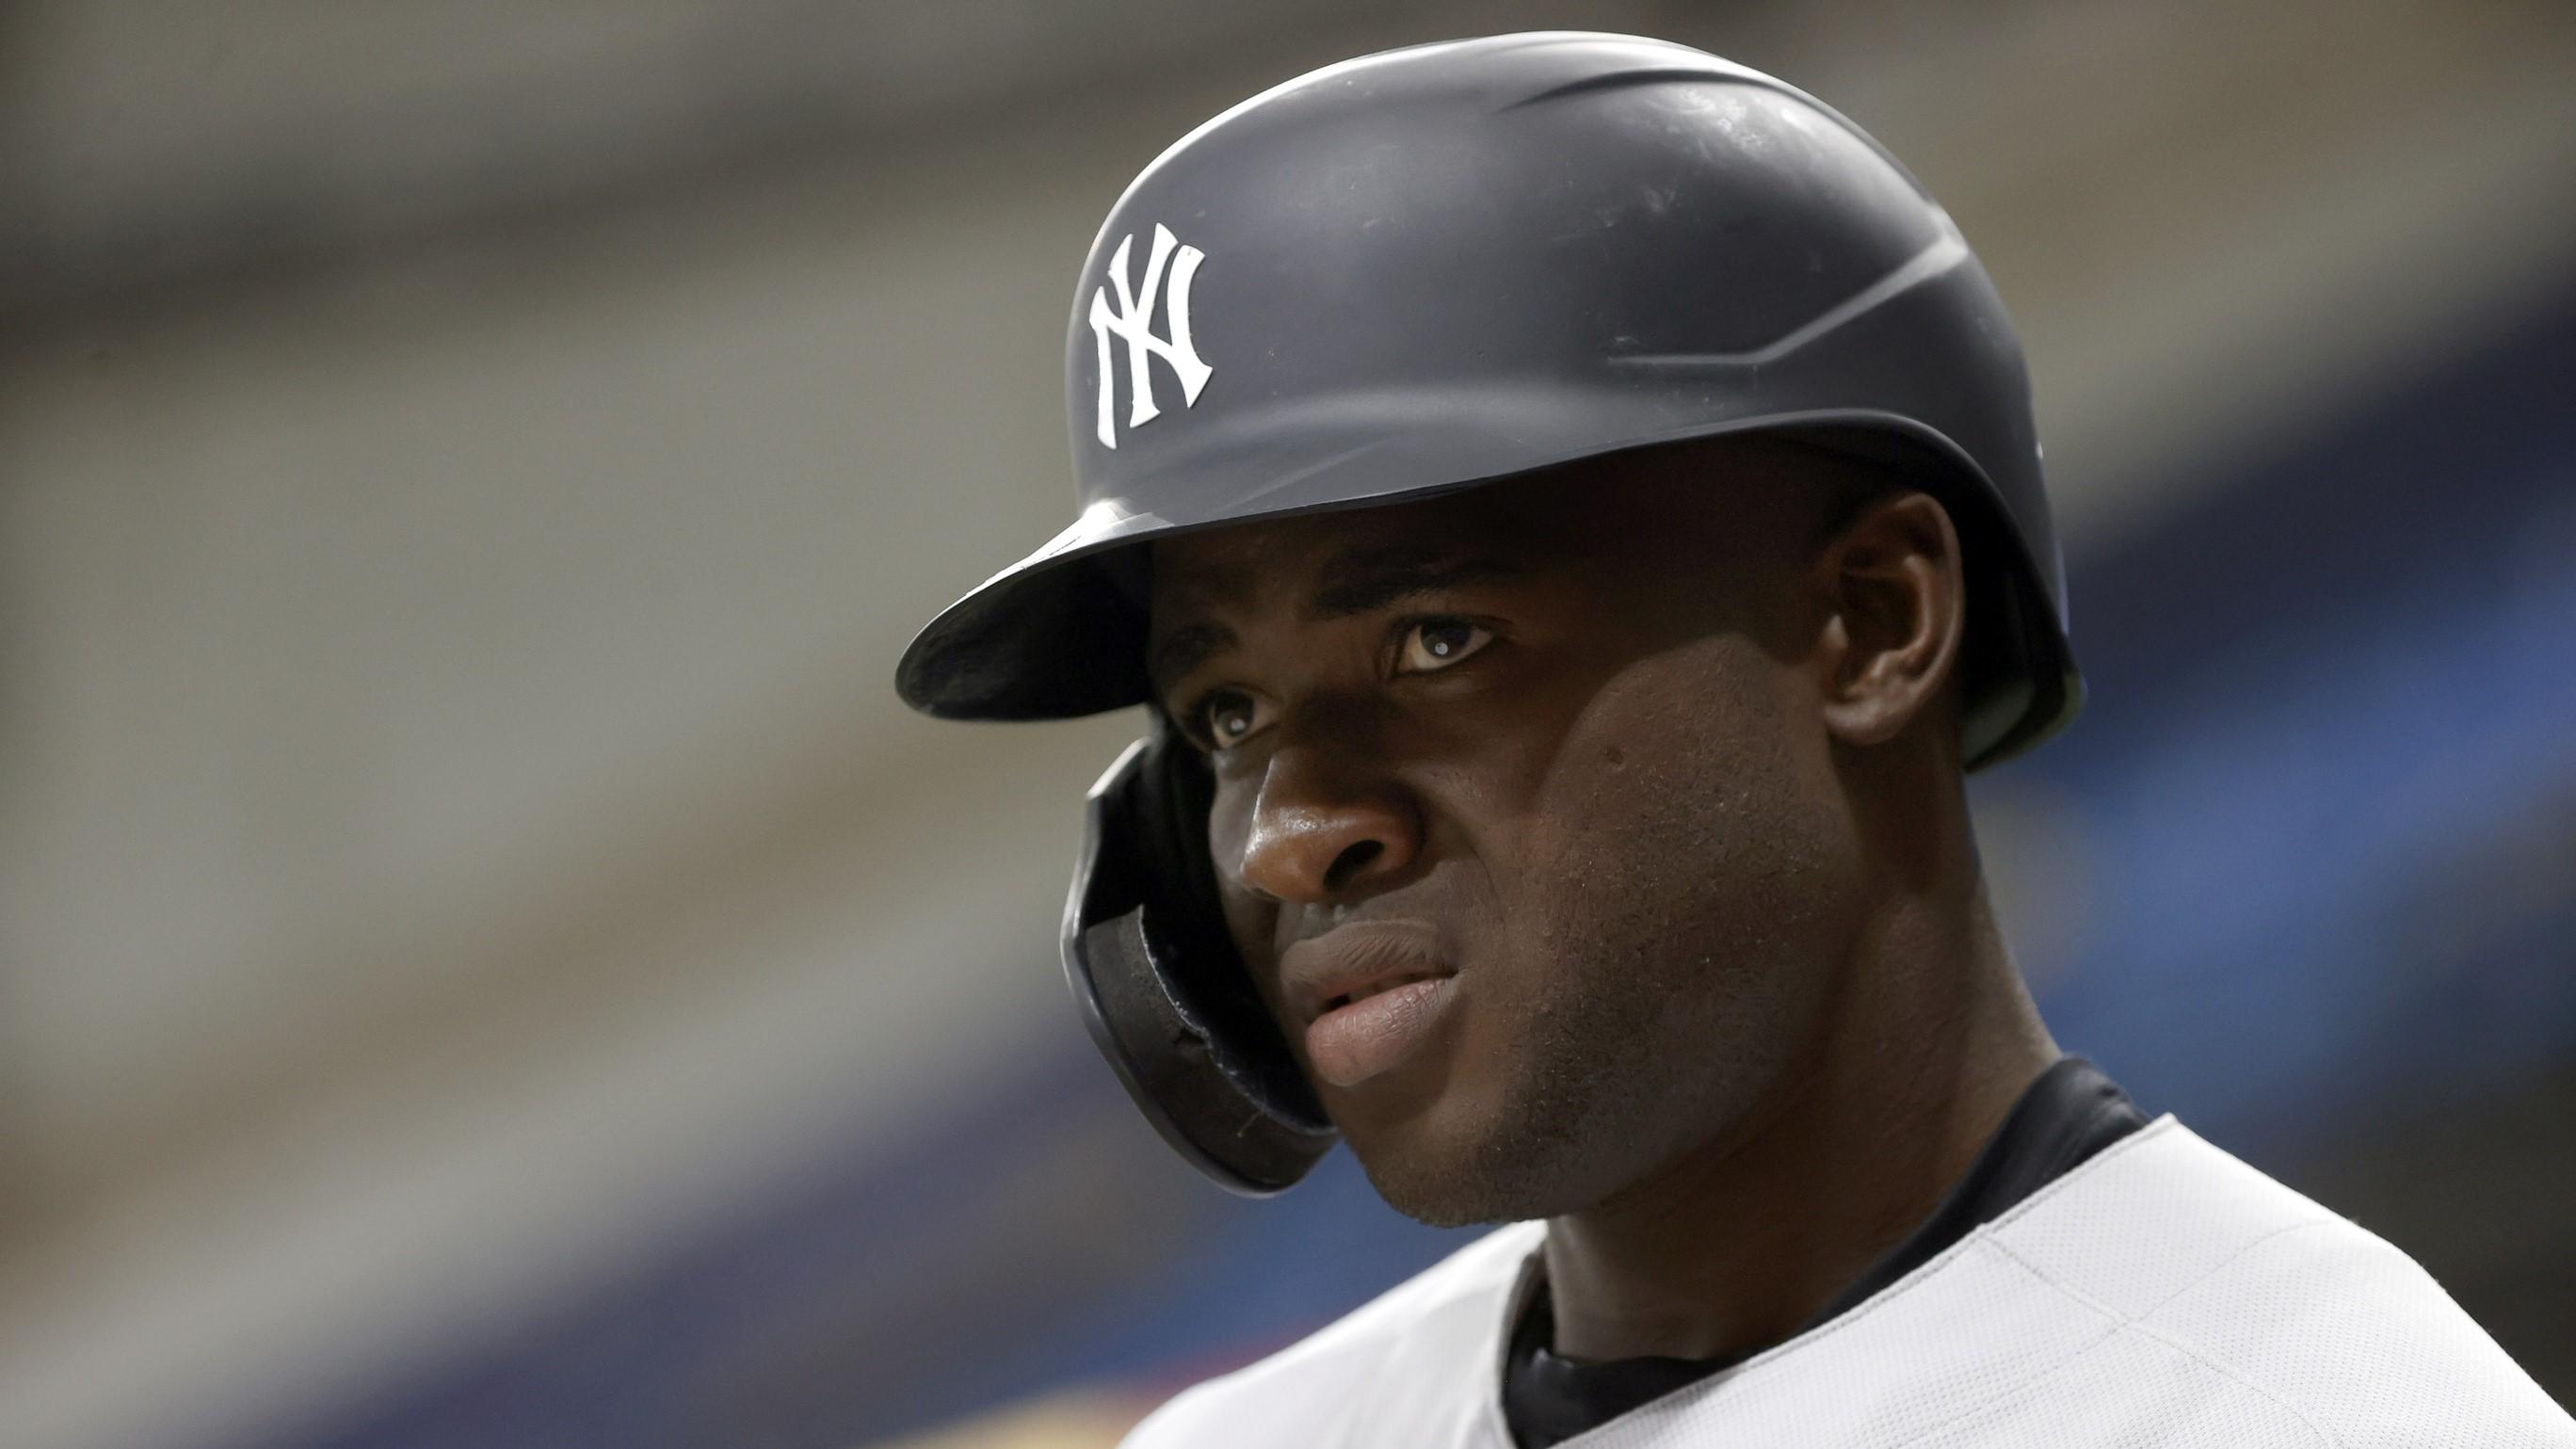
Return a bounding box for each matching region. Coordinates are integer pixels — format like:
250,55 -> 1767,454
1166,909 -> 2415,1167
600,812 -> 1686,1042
1196,689 -> 1270,748
1397,619 -> 1494,674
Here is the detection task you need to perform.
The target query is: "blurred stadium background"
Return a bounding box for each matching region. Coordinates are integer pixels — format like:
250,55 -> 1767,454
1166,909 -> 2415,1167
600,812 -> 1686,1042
0,2 -> 2569,1445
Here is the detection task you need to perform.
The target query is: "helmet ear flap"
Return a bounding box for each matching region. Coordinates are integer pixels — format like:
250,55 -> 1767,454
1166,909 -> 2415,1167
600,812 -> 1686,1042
1063,718 -> 1335,1194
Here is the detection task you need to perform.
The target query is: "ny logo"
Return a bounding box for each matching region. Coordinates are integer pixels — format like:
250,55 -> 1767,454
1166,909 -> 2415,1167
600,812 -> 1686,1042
1087,223 -> 1212,449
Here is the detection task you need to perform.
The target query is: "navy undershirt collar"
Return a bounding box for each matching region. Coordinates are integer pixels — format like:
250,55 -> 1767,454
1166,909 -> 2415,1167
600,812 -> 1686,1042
1500,1056 -> 2149,1449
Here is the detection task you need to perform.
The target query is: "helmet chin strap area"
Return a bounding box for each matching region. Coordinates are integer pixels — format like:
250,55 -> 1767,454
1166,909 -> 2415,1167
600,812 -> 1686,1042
1063,726 -> 1336,1195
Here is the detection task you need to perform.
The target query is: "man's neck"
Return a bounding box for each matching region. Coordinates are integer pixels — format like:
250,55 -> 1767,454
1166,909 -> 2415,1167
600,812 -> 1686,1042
1537,889 -> 2057,1364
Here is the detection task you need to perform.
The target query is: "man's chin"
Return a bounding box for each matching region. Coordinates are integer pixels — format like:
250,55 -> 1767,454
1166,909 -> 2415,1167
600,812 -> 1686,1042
1318,1038 -> 1627,1224
1338,1108 -> 1595,1228
1346,1148 -> 1523,1228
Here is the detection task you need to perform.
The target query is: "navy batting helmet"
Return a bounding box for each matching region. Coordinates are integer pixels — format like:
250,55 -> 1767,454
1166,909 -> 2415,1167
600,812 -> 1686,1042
895,33 -> 2082,1193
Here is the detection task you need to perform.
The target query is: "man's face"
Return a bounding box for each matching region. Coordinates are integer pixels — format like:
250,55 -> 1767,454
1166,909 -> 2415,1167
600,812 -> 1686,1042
1148,441 -> 1875,1225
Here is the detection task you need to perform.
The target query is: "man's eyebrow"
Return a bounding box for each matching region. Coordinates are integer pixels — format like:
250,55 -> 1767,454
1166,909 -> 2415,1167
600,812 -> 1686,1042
1149,621 -> 1236,698
1305,548 -> 1529,622
1148,548 -> 1527,697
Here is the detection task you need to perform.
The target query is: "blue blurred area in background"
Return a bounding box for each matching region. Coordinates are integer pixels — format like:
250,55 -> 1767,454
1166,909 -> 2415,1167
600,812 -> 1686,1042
267,290 -> 2576,1449
2011,295 -> 2576,1149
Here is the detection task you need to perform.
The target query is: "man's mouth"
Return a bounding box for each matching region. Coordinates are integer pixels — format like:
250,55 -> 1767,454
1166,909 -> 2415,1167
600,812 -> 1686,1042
1280,924 -> 1461,1088
1305,976 -> 1459,1088
1319,969 -> 1448,1016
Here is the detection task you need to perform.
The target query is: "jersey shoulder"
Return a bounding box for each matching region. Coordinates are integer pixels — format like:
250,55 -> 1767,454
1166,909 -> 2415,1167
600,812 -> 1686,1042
1118,1220 -> 1539,1449
1984,1117 -> 2573,1446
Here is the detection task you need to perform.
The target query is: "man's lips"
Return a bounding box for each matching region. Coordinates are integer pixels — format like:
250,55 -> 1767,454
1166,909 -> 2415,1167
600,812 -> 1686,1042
1279,923 -> 1460,1088
1279,921 -> 1457,1027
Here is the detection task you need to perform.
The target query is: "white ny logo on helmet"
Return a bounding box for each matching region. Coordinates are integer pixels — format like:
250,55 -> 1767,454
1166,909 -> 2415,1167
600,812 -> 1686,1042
1087,223 -> 1211,449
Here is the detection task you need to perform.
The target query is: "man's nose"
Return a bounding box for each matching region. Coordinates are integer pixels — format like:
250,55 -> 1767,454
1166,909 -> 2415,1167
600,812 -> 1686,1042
1233,740 -> 1422,907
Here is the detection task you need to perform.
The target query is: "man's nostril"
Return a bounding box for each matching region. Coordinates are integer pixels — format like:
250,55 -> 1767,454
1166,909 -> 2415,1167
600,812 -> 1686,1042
1323,840 -> 1384,893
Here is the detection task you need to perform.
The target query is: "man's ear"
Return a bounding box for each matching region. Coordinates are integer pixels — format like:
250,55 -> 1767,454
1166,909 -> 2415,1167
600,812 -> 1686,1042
1812,491 -> 1966,750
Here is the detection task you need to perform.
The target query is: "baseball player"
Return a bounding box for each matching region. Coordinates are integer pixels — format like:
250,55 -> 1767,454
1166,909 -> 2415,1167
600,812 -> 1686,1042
895,32 -> 2571,1448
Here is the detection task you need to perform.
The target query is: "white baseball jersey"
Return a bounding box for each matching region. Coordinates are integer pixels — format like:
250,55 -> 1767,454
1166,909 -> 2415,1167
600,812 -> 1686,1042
1122,1117 -> 2573,1447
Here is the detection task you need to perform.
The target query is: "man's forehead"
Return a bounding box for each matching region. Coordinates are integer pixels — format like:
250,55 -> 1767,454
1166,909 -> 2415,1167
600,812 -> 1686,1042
1141,489 -> 1563,696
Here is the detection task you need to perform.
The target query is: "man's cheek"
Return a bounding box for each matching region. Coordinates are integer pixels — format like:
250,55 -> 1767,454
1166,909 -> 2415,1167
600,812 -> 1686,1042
1216,888 -> 1260,959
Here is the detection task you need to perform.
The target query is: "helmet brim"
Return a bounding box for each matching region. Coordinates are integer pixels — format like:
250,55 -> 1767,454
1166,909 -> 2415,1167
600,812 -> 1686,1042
894,407 -> 2078,766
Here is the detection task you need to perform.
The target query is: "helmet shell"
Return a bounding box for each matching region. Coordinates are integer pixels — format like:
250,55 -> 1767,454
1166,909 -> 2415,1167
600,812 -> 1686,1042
896,31 -> 2079,765
896,33 -> 2085,1193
